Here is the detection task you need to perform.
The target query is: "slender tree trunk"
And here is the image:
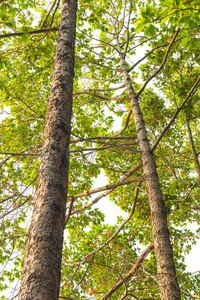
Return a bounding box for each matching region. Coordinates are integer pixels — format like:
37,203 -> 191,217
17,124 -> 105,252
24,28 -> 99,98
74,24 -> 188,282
185,114 -> 200,181
19,1 -> 77,299
116,38 -> 181,299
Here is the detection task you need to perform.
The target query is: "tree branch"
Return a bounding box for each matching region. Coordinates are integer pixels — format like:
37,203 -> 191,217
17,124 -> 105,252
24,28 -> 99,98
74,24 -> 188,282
0,27 -> 58,39
100,243 -> 154,300
152,75 -> 200,151
40,0 -> 57,28
136,29 -> 180,97
81,183 -> 142,262
70,134 -> 137,144
68,176 -> 143,202
180,288 -> 200,299
74,91 -> 129,102
66,161 -> 143,220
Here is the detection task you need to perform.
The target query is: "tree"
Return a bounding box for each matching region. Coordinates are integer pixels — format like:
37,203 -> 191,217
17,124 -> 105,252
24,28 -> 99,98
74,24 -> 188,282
18,0 -> 77,299
0,0 -> 200,299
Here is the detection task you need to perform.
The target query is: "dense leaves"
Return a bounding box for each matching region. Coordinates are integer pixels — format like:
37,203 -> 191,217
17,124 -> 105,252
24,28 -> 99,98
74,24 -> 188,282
0,0 -> 200,299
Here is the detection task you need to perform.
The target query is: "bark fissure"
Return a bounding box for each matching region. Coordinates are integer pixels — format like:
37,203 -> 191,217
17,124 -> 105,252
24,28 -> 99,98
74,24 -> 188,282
18,1 -> 77,299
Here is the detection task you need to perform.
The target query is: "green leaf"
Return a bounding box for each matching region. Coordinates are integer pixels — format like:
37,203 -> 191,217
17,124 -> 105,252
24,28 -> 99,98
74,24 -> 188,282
0,60 -> 3,70
179,35 -> 193,47
135,23 -> 146,33
175,0 -> 181,5
162,0 -> 174,7
191,38 -> 199,48
160,15 -> 170,24
21,34 -> 30,42
149,24 -> 156,37
134,19 -> 142,25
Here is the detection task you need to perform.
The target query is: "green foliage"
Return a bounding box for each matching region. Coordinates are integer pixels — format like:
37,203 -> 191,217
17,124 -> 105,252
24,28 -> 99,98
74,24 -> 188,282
0,0 -> 200,299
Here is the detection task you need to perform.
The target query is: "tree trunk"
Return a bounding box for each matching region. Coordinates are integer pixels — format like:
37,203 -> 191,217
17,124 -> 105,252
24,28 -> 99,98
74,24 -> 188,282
18,1 -> 77,299
116,38 -> 181,299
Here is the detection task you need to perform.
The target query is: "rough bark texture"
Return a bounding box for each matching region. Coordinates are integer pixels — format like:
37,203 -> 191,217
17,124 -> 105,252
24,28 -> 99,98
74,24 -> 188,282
18,1 -> 77,299
116,40 -> 181,299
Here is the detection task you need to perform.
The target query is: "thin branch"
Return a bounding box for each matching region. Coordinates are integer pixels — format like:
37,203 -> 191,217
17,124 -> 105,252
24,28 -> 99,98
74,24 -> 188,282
184,233 -> 200,240
100,243 -> 154,300
70,132 -> 136,160
74,91 -> 129,102
40,0 -> 57,28
67,165 -> 143,233
70,143 -> 138,153
77,26 -> 119,52
120,293 -> 139,300
69,254 -> 95,296
9,292 -> 19,300
136,29 -> 180,97
68,161 -> 142,218
70,188 -> 116,215
123,0 -> 132,58
180,288 -> 200,299
0,152 -> 37,156
152,75 -> 200,151
0,175 -> 37,220
76,55 -> 121,72
0,234 -> 27,240
81,183 -> 141,262
65,197 -> 75,226
70,146 -> 113,153
49,0 -> 61,27
75,84 -> 125,93
0,27 -> 58,39
68,177 -> 143,201
82,160 -> 126,174
59,297 -> 76,300
113,108 -> 132,137
70,134 -> 137,144
128,38 -> 182,73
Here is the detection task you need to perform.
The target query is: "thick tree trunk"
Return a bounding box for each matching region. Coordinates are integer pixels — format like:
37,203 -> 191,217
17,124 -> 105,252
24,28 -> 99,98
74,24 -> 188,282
116,39 -> 181,299
18,1 -> 77,299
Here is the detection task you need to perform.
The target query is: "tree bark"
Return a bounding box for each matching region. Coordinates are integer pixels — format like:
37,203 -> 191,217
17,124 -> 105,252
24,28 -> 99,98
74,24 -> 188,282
115,37 -> 181,299
18,1 -> 77,299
